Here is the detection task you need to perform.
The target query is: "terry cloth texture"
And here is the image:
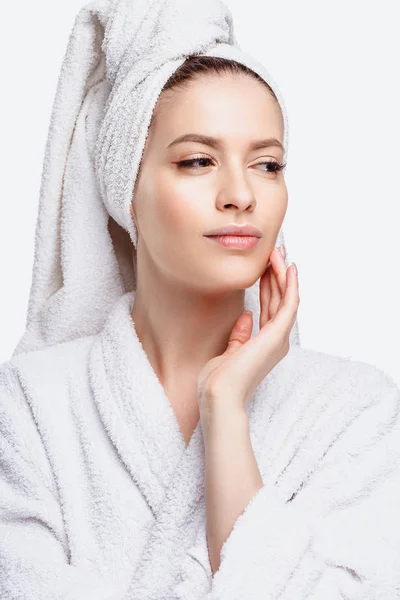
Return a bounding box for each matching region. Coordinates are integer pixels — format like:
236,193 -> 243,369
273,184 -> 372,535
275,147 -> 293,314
11,0 -> 299,357
1,291 -> 400,598
2,0 -> 400,598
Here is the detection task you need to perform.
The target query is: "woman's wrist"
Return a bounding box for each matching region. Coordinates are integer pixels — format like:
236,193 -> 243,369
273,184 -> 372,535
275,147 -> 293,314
199,394 -> 249,445
200,393 -> 261,574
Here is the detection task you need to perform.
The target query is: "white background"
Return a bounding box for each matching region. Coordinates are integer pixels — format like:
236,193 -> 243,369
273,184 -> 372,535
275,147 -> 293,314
0,0 -> 399,386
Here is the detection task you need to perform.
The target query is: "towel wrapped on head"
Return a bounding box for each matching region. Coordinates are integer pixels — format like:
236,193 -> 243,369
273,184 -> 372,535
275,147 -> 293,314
12,0 -> 300,357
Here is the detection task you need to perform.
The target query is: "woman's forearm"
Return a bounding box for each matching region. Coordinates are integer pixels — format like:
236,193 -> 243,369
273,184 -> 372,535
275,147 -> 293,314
201,402 -> 264,575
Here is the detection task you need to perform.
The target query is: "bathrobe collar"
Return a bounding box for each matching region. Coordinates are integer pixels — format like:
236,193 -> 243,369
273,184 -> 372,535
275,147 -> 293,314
88,290 -> 280,595
88,290 -> 270,520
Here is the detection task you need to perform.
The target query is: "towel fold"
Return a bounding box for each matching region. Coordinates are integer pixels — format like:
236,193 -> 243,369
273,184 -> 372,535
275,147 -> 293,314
12,0 -> 299,358
1,291 -> 400,598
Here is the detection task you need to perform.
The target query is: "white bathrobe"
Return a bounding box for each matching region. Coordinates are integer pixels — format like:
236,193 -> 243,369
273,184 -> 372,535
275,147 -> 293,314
1,290 -> 400,600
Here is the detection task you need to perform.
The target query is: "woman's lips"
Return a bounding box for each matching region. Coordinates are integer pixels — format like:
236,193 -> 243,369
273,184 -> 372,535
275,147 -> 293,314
205,235 -> 260,249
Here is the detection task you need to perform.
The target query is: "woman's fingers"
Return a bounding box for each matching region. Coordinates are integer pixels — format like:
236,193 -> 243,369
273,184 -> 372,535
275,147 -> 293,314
235,262 -> 298,391
272,262 -> 300,332
269,264 -> 281,317
198,246 -> 299,408
260,245 -> 299,332
260,247 -> 286,322
270,247 -> 288,295
259,265 -> 272,328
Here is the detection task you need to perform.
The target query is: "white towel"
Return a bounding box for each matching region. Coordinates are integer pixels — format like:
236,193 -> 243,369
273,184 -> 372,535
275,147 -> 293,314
11,0 -> 300,357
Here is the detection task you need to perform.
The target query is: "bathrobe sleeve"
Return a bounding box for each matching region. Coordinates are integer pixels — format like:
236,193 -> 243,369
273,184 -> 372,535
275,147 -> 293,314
175,369 -> 400,600
0,366 -> 125,600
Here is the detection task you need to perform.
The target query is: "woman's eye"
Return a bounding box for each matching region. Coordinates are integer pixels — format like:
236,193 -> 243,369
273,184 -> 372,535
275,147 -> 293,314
176,157 -> 286,173
254,161 -> 286,174
177,157 -> 213,169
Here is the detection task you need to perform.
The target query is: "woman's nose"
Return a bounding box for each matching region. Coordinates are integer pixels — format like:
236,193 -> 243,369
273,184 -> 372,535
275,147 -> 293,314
218,171 -> 256,211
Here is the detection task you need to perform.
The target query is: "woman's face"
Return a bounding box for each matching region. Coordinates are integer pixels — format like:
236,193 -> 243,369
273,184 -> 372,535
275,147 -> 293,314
131,73 -> 288,294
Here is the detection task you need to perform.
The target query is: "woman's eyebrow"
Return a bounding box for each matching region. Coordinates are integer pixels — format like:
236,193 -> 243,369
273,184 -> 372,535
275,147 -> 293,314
167,133 -> 284,152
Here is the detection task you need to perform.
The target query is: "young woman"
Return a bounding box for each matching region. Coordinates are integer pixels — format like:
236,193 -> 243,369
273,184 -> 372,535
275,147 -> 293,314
1,0 -> 399,598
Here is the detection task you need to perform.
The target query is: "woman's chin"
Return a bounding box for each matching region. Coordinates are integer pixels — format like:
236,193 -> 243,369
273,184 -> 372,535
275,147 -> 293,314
198,270 -> 260,294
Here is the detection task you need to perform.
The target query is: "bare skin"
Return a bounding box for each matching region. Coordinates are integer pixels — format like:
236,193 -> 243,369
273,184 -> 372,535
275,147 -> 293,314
129,73 -> 295,574
130,73 -> 288,445
199,242 -> 298,573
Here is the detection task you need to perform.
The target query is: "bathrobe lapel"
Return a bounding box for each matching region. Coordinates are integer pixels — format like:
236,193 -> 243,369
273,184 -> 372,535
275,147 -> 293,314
88,290 -> 270,597
88,290 -> 196,518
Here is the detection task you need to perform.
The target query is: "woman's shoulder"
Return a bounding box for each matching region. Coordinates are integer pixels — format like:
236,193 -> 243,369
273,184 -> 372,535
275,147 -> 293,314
2,333 -> 95,373
268,346 -> 400,513
0,334 -> 97,415
288,343 -> 398,389
277,343 -> 400,419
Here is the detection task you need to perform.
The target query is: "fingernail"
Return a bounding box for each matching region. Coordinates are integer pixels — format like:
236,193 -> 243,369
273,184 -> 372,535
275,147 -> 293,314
281,244 -> 286,259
